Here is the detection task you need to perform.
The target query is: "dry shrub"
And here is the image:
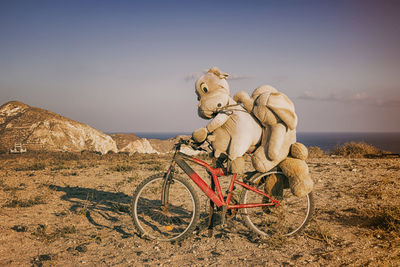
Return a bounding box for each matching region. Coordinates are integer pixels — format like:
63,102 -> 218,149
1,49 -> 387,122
109,164 -> 134,172
331,142 -> 384,158
52,152 -> 80,161
308,146 -> 325,158
363,205 -> 400,234
32,224 -> 77,242
15,162 -> 46,171
304,223 -> 334,245
3,195 -> 46,207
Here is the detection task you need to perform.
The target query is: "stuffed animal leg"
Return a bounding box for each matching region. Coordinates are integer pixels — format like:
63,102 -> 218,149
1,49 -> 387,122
279,157 -> 314,197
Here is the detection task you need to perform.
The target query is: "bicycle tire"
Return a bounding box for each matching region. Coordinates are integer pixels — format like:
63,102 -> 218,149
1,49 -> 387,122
240,172 -> 314,237
130,173 -> 200,242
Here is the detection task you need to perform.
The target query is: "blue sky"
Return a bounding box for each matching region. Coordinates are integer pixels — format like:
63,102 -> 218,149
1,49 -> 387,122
1,0 -> 399,133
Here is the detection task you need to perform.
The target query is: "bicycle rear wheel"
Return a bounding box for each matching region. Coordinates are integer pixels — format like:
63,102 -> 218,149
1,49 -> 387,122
240,172 -> 314,237
131,174 -> 200,242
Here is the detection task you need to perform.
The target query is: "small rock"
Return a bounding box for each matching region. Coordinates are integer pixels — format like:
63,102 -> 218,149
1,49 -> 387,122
38,254 -> 52,261
11,225 -> 27,232
75,245 -> 88,253
211,251 -> 221,256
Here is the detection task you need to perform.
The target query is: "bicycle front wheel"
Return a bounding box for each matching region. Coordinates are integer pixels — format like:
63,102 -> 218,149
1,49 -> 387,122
131,174 -> 200,242
240,172 -> 314,237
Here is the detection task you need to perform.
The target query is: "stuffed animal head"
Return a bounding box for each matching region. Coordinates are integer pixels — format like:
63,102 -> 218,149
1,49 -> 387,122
197,90 -> 230,119
195,67 -> 230,100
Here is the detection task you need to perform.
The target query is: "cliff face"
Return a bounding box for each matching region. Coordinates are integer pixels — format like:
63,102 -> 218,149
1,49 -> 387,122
0,101 -> 118,154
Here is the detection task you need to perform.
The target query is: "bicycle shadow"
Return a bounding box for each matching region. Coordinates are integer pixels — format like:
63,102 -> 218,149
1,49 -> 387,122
51,185 -> 133,238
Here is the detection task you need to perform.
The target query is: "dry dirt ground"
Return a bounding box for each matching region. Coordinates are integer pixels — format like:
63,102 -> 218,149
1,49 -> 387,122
0,151 -> 399,266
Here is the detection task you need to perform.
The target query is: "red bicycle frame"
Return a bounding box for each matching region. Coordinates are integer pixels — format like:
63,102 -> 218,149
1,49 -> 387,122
172,152 -> 280,209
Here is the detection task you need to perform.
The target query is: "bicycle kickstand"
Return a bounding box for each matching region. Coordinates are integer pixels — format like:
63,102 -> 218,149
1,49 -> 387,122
220,205 -> 227,227
207,200 -> 215,237
208,176 -> 216,237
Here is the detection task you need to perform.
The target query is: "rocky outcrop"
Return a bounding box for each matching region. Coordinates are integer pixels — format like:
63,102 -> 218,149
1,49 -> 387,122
0,101 -> 118,154
119,138 -> 159,154
110,133 -> 140,150
110,133 -> 159,154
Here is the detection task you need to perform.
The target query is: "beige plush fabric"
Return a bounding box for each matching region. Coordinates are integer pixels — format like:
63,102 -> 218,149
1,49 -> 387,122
193,67 -> 262,173
192,68 -> 313,195
234,84 -> 313,196
234,85 -> 297,172
264,173 -> 289,197
279,158 -> 314,197
195,67 -> 230,100
290,142 -> 308,160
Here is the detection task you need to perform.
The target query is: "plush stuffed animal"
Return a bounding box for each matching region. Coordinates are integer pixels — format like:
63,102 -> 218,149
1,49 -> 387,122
234,85 -> 297,172
192,67 -> 313,197
234,85 -> 313,197
192,67 -> 262,173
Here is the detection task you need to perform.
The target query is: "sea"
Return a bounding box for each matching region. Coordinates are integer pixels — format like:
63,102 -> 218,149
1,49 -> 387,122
134,132 -> 400,154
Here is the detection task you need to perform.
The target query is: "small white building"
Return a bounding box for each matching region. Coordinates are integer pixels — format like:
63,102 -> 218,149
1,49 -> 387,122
10,143 -> 27,153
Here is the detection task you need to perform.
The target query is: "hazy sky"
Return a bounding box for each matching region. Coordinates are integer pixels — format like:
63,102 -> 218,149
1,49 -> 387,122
1,0 -> 399,133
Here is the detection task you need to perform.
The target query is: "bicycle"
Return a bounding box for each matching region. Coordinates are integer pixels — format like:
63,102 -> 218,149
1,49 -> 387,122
130,138 -> 314,242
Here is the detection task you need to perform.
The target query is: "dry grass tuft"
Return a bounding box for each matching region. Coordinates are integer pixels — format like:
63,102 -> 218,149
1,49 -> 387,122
3,195 -> 46,208
304,223 -> 335,244
15,162 -> 46,171
363,205 -> 400,234
308,146 -> 325,158
331,142 -> 385,158
109,164 -> 135,172
32,224 -> 77,242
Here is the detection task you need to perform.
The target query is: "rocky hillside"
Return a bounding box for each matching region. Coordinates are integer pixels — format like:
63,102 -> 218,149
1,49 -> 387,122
110,134 -> 159,154
110,133 -> 169,154
109,133 -> 140,150
0,101 -> 117,154
110,134 -> 199,155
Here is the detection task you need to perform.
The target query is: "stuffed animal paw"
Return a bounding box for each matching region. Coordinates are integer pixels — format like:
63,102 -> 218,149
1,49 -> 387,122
192,127 -> 208,143
228,157 -> 245,174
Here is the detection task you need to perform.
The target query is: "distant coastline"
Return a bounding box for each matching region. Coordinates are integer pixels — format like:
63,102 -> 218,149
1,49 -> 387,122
110,132 -> 400,153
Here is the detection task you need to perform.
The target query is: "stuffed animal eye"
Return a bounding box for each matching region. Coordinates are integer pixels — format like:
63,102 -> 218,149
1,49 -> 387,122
200,83 -> 208,93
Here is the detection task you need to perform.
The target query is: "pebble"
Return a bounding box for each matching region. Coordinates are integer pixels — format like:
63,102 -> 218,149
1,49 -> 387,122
75,245 -> 88,253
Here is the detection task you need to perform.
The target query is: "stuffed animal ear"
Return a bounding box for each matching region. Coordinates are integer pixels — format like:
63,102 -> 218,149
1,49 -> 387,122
208,67 -> 229,79
267,92 -> 298,130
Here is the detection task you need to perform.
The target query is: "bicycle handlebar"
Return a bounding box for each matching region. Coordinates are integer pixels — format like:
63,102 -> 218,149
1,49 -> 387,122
175,138 -> 211,153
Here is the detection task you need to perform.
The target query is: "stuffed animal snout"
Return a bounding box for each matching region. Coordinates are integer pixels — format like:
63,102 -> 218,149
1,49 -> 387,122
197,91 -> 230,119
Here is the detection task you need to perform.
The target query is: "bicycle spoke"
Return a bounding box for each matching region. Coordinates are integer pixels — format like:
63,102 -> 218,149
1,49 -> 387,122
131,175 -> 199,241
240,173 -> 314,237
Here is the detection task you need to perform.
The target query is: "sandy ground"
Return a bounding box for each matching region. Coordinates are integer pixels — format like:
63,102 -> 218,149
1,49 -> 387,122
0,151 -> 399,266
